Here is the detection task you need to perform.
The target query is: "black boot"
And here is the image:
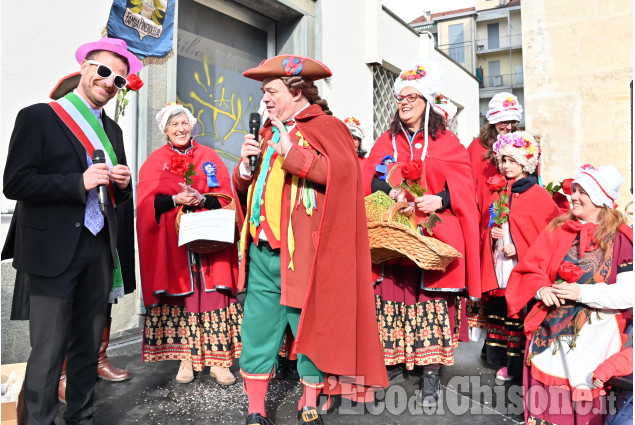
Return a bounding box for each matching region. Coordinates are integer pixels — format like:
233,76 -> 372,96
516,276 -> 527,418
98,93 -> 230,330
418,370 -> 441,407
246,413 -> 274,425
386,364 -> 404,381
297,406 -> 324,425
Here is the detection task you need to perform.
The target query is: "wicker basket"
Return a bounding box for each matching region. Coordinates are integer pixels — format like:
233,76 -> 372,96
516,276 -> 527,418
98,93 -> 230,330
367,201 -> 462,271
175,192 -> 237,254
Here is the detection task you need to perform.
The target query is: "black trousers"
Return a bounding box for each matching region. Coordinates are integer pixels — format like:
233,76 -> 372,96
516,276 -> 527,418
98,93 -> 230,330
23,227 -> 112,425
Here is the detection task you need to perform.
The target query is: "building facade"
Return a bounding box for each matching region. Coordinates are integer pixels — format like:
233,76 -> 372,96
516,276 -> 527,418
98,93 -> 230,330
0,0 -> 478,362
520,0 -> 633,205
411,0 -> 524,129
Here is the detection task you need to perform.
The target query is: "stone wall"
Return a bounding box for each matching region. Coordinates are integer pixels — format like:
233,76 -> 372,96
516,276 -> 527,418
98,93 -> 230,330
521,0 -> 633,199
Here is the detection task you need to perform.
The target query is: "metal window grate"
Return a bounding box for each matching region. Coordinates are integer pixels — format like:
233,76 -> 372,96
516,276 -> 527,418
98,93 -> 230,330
448,108 -> 460,134
372,65 -> 398,140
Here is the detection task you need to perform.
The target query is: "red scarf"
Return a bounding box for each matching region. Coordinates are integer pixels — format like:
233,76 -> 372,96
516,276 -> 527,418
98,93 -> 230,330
561,219 -> 598,255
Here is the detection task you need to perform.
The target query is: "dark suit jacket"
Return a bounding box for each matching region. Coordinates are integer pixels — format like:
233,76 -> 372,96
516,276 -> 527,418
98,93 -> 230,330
3,103 -> 131,279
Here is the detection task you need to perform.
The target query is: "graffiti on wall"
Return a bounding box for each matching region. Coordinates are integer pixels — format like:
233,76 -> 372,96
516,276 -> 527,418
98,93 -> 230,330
177,52 -> 262,169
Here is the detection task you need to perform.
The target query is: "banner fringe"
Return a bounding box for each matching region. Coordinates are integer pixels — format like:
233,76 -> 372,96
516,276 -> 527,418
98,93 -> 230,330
101,26 -> 173,67
143,50 -> 174,65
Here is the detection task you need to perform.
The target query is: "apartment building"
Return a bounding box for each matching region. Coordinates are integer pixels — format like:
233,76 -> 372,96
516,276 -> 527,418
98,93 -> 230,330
411,0 -> 524,129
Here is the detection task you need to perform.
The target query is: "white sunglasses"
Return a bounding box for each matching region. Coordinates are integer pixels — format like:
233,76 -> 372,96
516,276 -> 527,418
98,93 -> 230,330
87,60 -> 128,89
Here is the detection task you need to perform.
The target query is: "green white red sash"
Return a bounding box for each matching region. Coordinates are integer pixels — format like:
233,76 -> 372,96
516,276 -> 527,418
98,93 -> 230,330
49,92 -> 117,203
49,92 -> 124,300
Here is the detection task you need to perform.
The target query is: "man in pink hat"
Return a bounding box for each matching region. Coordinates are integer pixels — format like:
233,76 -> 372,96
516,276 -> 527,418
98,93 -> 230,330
3,38 -> 141,425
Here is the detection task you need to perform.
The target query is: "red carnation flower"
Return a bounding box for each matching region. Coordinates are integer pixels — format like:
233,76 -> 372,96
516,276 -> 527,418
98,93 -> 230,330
401,159 -> 423,181
487,174 -> 507,192
557,261 -> 584,283
125,74 -> 144,91
561,178 -> 573,195
170,154 -> 191,176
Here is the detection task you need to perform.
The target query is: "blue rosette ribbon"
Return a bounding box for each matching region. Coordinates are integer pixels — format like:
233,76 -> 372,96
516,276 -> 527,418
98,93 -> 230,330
202,161 -> 220,188
375,155 -> 395,181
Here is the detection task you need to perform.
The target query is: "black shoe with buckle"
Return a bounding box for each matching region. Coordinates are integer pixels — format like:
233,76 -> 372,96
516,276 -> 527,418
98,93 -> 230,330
297,406 -> 324,424
417,370 -> 441,407
246,413 -> 274,425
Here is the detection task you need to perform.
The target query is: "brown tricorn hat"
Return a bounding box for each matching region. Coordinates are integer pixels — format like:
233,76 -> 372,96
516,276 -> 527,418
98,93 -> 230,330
50,72 -> 81,100
242,54 -> 332,81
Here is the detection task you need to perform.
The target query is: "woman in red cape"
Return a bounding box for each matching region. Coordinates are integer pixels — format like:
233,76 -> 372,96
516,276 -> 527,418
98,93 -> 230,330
362,60 -> 480,408
342,116 -> 368,167
137,103 -> 242,385
478,131 -> 560,383
466,92 -> 523,338
506,164 -> 633,425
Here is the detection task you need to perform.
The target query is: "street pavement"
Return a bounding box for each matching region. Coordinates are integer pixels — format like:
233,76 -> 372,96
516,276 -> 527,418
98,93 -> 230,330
55,328 -> 525,425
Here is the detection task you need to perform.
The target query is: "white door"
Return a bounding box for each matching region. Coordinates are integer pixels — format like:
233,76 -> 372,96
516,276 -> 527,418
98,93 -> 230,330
489,61 -> 501,87
515,65 -> 523,85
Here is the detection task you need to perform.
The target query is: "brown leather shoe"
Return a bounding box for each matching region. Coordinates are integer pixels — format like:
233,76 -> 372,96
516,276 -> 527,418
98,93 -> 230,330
58,359 -> 67,404
210,366 -> 236,386
176,359 -> 195,384
97,317 -> 131,381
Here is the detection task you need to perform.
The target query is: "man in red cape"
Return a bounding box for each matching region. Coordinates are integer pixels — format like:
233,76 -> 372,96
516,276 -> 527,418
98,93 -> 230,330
233,55 -> 387,425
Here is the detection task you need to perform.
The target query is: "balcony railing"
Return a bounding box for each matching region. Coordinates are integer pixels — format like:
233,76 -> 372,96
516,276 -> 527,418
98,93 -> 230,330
436,41 -> 475,69
475,33 -> 522,52
478,72 -> 524,89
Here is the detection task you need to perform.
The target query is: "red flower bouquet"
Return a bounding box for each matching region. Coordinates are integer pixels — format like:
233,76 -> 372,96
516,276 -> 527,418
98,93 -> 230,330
170,153 -> 196,185
487,174 -> 510,227
386,159 -> 443,235
487,174 -> 507,192
115,74 -> 144,122
522,261 -> 584,327
544,178 -> 573,213
557,261 -> 584,283
401,159 -> 423,180
388,159 -> 426,197
125,74 -> 144,91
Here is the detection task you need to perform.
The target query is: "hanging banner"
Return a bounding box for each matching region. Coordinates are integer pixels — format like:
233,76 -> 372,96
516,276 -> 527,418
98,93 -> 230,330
106,0 -> 175,62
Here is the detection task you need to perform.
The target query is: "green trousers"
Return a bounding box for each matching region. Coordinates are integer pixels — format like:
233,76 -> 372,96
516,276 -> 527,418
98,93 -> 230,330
239,243 -> 324,385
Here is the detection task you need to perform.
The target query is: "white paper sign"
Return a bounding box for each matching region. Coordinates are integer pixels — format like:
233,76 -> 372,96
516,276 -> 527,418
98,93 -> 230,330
178,209 -> 236,247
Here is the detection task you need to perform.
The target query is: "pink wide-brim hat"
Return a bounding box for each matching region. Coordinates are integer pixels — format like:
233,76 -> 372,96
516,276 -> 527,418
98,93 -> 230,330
75,38 -> 143,75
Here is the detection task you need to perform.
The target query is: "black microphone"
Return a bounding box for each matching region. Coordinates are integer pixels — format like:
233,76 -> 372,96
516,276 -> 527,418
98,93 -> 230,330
92,149 -> 108,215
249,112 -> 261,175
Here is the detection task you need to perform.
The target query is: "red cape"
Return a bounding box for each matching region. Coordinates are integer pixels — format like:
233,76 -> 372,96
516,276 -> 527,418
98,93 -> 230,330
593,347 -> 633,383
505,222 -> 633,336
137,141 -> 238,307
362,129 -> 481,299
233,104 -> 388,398
481,184 -> 561,294
468,138 -> 500,233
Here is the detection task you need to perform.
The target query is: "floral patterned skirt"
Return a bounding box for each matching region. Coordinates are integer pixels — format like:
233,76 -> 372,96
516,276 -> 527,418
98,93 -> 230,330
143,288 -> 243,371
375,264 -> 462,370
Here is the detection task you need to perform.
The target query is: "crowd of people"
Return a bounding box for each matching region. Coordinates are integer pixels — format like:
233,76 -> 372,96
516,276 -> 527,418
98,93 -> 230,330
2,37 -> 632,425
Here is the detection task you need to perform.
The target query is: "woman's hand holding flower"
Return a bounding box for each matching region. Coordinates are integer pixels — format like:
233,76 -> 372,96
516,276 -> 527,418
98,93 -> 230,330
174,183 -> 202,206
395,188 -> 414,215
491,226 -> 504,239
552,282 -> 581,302
539,287 -> 563,307
414,195 -> 442,214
